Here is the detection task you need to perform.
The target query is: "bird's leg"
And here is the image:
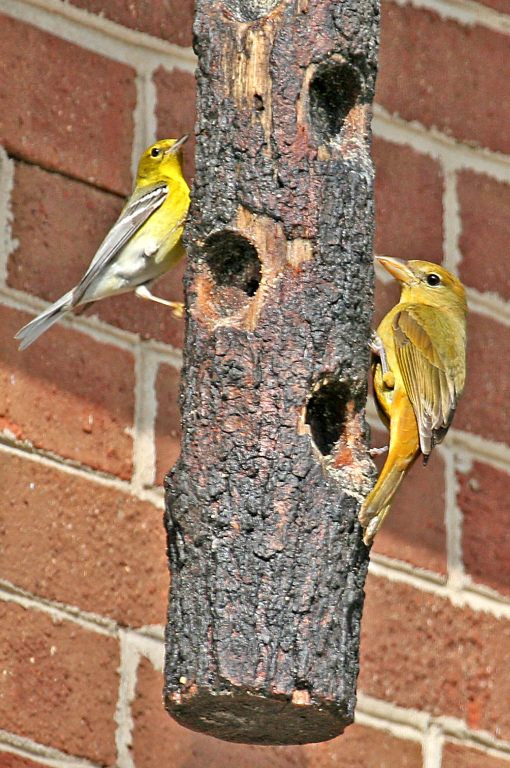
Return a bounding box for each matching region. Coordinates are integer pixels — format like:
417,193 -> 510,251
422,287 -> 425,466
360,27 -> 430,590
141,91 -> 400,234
135,285 -> 184,318
370,330 -> 395,388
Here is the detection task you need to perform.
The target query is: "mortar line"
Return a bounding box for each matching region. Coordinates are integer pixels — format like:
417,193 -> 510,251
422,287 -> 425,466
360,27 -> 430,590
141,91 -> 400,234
131,68 -> 159,178
115,631 -> 139,768
0,578 -> 167,643
442,444 -> 466,592
448,429 -> 510,475
128,630 -> 166,669
144,69 -> 159,147
439,717 -> 510,759
373,107 -> 510,184
0,731 -> 101,768
0,284 -> 184,364
368,558 -> 510,619
0,436 -> 164,509
441,165 -> 462,276
388,0 -> 510,35
444,733 -> 510,762
0,0 -> 196,72
466,287 -> 510,328
354,707 -> 425,743
0,579 -> 117,636
357,692 -> 510,759
0,146 -> 16,288
132,74 -> 149,183
131,344 -> 159,493
423,723 -> 444,768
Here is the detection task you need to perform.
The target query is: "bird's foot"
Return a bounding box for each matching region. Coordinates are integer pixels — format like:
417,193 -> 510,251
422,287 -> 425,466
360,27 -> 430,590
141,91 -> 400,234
359,502 -> 388,546
135,286 -> 184,318
369,445 -> 388,457
363,515 -> 381,546
370,331 -> 392,378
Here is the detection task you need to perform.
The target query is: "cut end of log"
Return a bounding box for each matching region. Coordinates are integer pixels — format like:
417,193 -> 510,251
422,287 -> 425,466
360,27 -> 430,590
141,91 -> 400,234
165,686 -> 352,745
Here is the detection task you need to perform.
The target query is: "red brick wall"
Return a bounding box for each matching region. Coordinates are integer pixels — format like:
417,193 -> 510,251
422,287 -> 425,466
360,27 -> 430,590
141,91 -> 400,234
0,1 -> 508,767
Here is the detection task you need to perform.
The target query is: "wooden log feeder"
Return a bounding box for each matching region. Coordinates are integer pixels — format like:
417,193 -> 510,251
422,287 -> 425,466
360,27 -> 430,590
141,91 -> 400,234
164,0 -> 380,746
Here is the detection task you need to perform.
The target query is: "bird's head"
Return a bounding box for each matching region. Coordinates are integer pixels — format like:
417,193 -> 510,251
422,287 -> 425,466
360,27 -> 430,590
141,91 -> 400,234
136,135 -> 189,183
376,256 -> 467,317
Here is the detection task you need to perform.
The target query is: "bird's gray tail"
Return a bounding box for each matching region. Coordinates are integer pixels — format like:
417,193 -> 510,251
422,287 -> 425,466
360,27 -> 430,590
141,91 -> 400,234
15,290 -> 74,350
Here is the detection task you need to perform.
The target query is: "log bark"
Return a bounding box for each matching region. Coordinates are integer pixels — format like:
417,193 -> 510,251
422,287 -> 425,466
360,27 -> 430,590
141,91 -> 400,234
164,0 -> 379,746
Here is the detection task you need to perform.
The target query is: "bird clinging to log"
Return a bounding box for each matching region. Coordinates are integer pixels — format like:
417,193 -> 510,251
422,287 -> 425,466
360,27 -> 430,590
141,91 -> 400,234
16,136 -> 190,350
359,256 -> 467,545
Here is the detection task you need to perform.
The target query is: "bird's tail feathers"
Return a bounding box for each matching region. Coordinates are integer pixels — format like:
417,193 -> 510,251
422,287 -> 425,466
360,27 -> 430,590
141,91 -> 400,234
359,461 -> 408,544
15,290 -> 74,350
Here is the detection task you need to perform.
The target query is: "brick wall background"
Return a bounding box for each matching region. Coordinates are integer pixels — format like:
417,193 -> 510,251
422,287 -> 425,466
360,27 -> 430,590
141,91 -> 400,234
0,0 -> 508,766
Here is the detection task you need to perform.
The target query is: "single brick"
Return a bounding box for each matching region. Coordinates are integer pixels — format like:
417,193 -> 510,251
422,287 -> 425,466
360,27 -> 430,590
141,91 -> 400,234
8,160 -> 124,301
457,170 -> 510,302
443,742 -> 510,768
132,657 -> 422,768
0,14 -> 135,195
0,305 -> 134,478
373,138 -> 444,263
153,67 -> 197,185
67,0 -> 193,47
0,753 -> 52,768
455,312 -> 510,447
370,426 -> 447,575
360,574 -> 510,737
0,602 -> 118,764
155,362 -> 182,485
376,2 -> 510,155
458,460 -> 510,598
0,452 -> 168,627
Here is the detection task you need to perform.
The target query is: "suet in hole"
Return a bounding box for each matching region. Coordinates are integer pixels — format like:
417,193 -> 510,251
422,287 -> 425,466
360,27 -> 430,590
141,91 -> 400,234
305,378 -> 350,456
309,60 -> 361,143
203,230 -> 261,315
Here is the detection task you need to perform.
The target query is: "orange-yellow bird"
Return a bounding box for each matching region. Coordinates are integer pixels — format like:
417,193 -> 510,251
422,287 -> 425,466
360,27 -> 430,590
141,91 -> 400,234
359,256 -> 467,545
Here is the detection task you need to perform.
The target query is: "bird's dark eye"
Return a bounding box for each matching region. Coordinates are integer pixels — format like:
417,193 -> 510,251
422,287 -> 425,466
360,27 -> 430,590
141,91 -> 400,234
426,273 -> 441,286
151,147 -> 160,158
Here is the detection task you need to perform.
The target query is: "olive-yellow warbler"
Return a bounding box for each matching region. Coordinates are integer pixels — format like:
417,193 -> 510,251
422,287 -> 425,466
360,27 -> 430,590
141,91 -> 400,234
16,136 -> 190,350
359,256 -> 467,544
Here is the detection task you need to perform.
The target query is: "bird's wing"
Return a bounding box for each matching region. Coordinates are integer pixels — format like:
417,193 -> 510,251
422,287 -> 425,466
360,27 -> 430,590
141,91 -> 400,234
72,183 -> 168,305
392,305 -> 462,458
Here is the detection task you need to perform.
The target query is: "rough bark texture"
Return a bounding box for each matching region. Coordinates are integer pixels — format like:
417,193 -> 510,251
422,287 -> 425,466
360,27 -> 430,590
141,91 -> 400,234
164,0 -> 380,745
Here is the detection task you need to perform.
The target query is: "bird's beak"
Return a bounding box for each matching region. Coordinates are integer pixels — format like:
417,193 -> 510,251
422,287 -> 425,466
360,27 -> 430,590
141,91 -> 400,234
376,255 -> 415,285
166,134 -> 190,154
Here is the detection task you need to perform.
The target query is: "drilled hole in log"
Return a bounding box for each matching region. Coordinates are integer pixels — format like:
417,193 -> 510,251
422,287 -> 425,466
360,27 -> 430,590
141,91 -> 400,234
222,0 -> 282,22
309,61 -> 361,143
305,379 -> 350,456
203,230 -> 261,316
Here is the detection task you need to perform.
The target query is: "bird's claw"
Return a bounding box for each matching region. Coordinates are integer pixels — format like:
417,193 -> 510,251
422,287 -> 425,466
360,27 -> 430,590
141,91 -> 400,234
370,331 -> 392,377
363,516 -> 380,545
135,285 -> 184,318
369,445 -> 388,456
170,302 -> 185,319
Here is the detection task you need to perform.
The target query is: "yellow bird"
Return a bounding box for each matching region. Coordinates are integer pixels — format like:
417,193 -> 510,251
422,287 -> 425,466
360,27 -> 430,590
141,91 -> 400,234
359,256 -> 467,544
16,136 -> 190,350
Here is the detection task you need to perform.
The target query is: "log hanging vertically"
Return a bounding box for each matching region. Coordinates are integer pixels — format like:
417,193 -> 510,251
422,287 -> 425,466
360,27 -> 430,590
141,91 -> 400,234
164,0 -> 380,746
